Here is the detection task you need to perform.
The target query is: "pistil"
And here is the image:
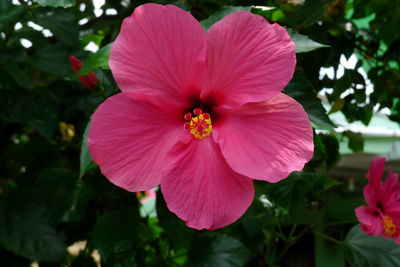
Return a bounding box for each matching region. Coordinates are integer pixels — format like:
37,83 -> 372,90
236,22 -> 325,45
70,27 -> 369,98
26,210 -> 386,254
183,108 -> 212,139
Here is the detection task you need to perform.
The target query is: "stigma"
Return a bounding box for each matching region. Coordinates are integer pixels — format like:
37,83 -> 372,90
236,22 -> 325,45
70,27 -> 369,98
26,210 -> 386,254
184,108 -> 212,139
382,215 -> 398,237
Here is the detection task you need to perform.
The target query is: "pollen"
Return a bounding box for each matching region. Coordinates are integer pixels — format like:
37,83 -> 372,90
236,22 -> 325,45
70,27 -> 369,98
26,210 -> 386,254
184,108 -> 212,139
59,122 -> 75,142
382,215 -> 398,237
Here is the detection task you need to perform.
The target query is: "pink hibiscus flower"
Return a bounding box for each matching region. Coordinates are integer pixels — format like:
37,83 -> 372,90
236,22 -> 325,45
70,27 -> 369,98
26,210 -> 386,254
69,55 -> 99,89
355,157 -> 400,243
88,4 -> 314,230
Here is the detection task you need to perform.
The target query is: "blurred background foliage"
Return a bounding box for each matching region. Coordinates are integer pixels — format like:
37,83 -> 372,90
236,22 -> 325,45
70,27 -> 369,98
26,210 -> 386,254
1,0 -> 400,266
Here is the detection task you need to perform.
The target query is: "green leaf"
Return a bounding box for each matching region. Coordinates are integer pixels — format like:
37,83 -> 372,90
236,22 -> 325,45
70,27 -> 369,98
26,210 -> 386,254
0,90 -> 59,139
80,119 -> 96,178
343,131 -> 364,153
297,0 -> 325,26
32,8 -> 79,46
34,168 -> 94,223
0,0 -> 11,13
78,43 -> 112,76
320,134 -> 341,169
31,44 -> 72,77
344,224 -> 400,267
33,0 -> 76,7
0,5 -> 27,32
287,28 -> 329,53
307,131 -> 327,169
156,194 -> 193,249
92,207 -> 140,263
1,63 -> 34,89
264,171 -> 326,212
285,73 -> 335,128
34,168 -> 76,223
0,195 -> 66,261
329,98 -> 345,114
60,181 -> 95,222
188,232 -> 252,267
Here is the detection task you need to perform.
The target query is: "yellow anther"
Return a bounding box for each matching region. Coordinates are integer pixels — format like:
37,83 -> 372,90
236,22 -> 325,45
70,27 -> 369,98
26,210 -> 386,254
189,113 -> 212,139
382,215 -> 398,237
59,122 -> 75,142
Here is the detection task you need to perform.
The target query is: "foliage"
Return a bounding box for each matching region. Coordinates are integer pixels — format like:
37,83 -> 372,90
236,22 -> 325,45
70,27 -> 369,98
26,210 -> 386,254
0,0 -> 399,266
345,225 -> 400,267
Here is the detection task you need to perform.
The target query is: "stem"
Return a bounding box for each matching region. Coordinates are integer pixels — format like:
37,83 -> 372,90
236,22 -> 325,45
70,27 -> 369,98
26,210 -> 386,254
288,223 -> 298,240
277,226 -> 309,262
313,230 -> 344,245
276,219 -> 285,241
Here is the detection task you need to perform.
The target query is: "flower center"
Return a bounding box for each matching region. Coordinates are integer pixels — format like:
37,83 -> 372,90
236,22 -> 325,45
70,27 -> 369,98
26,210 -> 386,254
184,108 -> 212,139
382,215 -> 398,237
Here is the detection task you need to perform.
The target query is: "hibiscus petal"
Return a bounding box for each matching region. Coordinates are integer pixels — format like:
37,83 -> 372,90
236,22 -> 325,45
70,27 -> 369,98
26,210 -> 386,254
88,93 -> 182,191
203,11 -> 295,107
110,3 -> 206,106
212,93 -> 313,182
366,157 -> 385,189
69,56 -> 99,89
161,135 -> 254,230
382,169 -> 400,214
382,169 -> 400,198
355,206 -> 383,236
363,184 -> 379,208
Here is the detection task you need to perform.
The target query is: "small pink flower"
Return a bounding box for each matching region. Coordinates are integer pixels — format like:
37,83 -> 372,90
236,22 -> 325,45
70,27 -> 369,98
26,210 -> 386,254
88,4 -> 313,230
355,157 -> 400,243
69,55 -> 99,89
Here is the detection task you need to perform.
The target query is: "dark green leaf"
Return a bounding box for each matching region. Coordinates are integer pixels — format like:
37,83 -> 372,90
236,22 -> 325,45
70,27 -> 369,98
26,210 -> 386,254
287,28 -> 329,53
343,131 -> 364,152
33,0 -> 76,7
92,207 -> 140,263
78,43 -> 112,76
306,132 -> 327,169
0,5 -> 27,32
241,190 -> 273,236
34,168 -> 76,223
0,195 -> 66,261
81,34 -> 105,50
0,0 -> 11,13
156,194 -> 193,251
188,232 -> 252,267
329,98 -> 345,114
34,168 -> 94,223
297,0 -> 325,26
32,8 -> 79,46
285,73 -> 335,128
31,44 -> 72,77
333,70 -> 353,98
60,181 -> 95,222
344,224 -> 400,267
80,119 -> 96,178
320,134 -> 341,169
0,90 -> 59,139
0,63 -> 34,89
264,171 -> 326,212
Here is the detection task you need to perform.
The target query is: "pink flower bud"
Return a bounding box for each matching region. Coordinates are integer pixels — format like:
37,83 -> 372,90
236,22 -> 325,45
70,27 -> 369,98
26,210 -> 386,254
69,55 -> 99,89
